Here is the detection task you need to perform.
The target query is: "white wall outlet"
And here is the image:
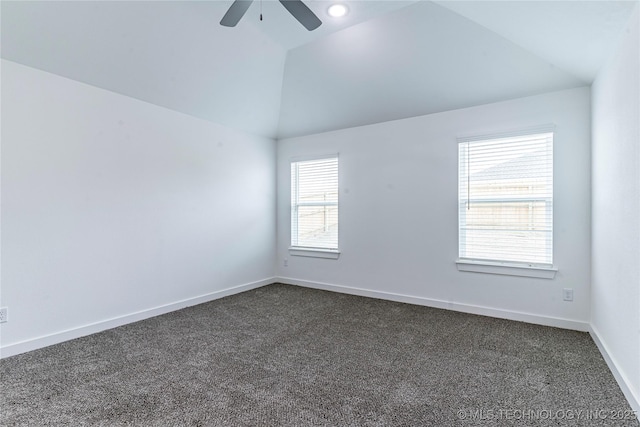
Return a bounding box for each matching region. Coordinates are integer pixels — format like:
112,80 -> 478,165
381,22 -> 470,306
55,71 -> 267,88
0,307 -> 8,323
283,258 -> 288,267
562,288 -> 574,302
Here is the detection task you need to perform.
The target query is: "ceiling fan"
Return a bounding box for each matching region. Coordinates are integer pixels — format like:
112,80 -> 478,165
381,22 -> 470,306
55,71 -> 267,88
220,0 -> 322,31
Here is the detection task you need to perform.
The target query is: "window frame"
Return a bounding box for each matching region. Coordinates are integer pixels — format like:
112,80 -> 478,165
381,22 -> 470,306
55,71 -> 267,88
455,127 -> 557,279
289,154 -> 340,260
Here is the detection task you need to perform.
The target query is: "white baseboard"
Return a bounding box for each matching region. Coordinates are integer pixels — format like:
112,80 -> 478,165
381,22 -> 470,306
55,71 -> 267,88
0,277 -> 275,359
589,325 -> 640,419
276,276 -> 590,332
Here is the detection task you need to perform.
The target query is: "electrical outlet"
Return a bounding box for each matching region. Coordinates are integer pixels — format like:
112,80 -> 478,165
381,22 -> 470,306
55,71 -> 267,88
283,258 -> 288,267
562,288 -> 574,302
0,307 -> 7,323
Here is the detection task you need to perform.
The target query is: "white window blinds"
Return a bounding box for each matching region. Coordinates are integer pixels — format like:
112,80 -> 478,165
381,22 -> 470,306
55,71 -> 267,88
291,156 -> 339,250
458,131 -> 553,266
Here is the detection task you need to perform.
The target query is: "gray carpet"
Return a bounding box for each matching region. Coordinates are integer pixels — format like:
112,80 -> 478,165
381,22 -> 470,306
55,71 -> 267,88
1,283 -> 638,426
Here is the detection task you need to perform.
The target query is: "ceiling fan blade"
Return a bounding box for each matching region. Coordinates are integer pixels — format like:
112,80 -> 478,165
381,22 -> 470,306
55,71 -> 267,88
279,0 -> 322,31
220,0 -> 254,27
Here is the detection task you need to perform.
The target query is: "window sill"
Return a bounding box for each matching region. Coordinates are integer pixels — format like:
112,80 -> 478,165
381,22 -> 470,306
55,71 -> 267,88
455,259 -> 557,279
289,247 -> 340,259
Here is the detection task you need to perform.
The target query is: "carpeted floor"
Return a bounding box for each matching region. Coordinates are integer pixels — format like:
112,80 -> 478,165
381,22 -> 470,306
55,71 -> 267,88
1,283 -> 638,426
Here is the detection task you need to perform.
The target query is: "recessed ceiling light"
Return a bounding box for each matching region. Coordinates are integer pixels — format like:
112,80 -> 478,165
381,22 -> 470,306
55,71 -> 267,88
328,3 -> 348,18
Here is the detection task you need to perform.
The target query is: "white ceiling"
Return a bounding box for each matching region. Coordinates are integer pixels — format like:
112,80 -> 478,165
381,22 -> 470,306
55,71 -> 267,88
435,0 -> 638,83
2,1 -> 638,139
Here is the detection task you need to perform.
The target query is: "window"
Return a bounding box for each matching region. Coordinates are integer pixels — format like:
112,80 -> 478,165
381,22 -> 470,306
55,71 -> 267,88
457,130 -> 555,277
290,156 -> 339,258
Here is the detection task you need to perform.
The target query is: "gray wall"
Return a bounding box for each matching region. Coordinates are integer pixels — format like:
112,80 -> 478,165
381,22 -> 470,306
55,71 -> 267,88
591,4 -> 640,411
1,60 -> 276,354
277,87 -> 592,329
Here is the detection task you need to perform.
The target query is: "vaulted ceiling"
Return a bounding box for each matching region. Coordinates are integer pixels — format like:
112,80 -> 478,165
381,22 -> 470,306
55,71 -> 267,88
2,1 -> 637,139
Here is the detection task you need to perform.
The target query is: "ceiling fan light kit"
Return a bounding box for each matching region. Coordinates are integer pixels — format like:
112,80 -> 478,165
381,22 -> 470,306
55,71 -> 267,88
220,0 -> 322,31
